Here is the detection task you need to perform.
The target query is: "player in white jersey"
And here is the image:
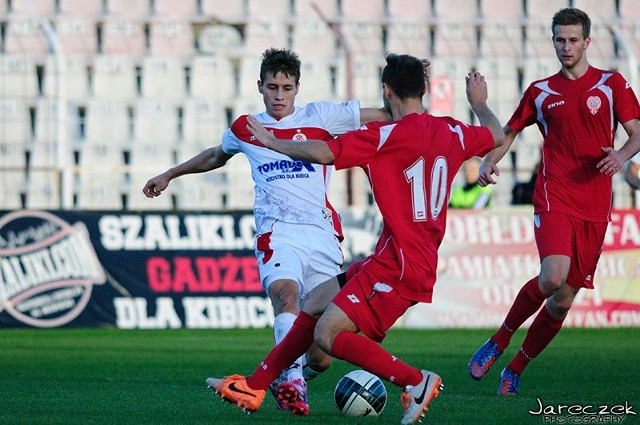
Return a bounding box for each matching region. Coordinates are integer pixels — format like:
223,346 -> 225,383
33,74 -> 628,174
142,48 -> 397,415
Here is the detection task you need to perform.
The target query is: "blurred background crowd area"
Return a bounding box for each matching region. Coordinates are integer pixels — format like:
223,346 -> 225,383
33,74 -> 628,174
1,0 -> 639,212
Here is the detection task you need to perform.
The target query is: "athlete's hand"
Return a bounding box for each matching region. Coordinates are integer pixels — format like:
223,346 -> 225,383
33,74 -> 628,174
465,72 -> 488,107
246,115 -> 276,148
477,161 -> 500,186
597,147 -> 625,176
143,174 -> 169,198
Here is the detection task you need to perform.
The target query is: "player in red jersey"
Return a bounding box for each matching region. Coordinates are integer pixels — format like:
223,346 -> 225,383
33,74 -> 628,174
206,53 -> 504,424
468,8 -> 640,395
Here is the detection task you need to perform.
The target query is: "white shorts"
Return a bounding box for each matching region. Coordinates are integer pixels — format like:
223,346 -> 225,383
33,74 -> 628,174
254,220 -> 343,299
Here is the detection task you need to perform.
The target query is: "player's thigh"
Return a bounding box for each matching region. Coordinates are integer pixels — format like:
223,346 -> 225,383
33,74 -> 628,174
332,267 -> 414,343
301,226 -> 343,294
255,224 -> 305,293
566,219 -> 608,289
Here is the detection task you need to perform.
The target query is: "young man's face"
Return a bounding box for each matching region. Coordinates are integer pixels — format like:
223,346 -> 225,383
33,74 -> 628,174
258,72 -> 299,119
553,24 -> 590,70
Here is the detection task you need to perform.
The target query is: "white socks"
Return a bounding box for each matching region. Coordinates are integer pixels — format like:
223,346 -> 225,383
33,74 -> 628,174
274,312 -> 304,382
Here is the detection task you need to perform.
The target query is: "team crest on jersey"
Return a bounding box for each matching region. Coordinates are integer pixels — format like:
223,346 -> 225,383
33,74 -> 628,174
586,96 -> 601,115
292,129 -> 307,141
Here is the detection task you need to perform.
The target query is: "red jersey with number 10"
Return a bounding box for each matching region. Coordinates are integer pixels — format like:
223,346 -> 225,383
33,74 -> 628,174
327,112 -> 494,302
507,66 -> 640,222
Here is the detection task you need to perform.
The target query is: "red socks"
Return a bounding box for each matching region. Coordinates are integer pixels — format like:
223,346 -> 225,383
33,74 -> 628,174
331,331 -> 423,389
246,312 -> 317,390
508,306 -> 564,374
493,277 -> 547,351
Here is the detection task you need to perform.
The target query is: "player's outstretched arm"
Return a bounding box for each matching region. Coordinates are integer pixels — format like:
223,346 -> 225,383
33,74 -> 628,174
465,71 -> 503,149
246,115 -> 336,164
142,146 -> 232,198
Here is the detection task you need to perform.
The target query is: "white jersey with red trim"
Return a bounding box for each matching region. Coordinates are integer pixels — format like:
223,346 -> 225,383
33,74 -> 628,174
221,100 -> 361,236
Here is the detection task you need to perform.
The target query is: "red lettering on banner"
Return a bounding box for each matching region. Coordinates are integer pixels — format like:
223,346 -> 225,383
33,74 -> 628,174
146,256 -> 262,293
195,258 -> 221,291
148,257 -> 171,292
220,254 -> 242,292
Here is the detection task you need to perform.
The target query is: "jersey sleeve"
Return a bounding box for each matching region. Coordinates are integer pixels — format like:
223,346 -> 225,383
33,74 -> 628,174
507,84 -> 538,133
221,115 -> 251,155
442,116 -> 495,159
612,73 -> 640,124
309,100 -> 361,135
326,122 -> 382,170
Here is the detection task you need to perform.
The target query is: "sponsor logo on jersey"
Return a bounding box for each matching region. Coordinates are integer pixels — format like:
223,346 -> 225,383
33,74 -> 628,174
547,100 -> 565,110
256,159 -> 316,175
587,96 -> 601,115
347,294 -> 360,303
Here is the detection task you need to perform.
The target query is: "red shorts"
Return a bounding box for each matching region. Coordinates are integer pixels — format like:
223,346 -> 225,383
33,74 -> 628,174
534,212 -> 608,289
333,259 -> 415,343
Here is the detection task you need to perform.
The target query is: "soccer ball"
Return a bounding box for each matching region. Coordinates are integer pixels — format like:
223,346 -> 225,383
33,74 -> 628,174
334,370 -> 387,417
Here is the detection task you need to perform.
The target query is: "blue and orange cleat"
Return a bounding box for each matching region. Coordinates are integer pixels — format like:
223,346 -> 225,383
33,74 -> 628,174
497,368 -> 520,396
468,339 -> 503,381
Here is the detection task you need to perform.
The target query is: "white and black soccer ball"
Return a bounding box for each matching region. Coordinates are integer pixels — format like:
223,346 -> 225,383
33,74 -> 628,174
334,370 -> 387,417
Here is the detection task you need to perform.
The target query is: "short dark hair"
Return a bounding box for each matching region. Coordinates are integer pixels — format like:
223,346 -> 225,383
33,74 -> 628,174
552,8 -> 591,38
260,48 -> 301,84
380,54 -> 425,100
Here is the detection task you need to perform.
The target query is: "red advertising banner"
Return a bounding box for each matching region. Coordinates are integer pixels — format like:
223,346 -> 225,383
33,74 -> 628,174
401,207 -> 640,328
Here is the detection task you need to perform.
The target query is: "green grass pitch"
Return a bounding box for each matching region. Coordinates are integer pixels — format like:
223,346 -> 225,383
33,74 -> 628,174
1,327 -> 638,424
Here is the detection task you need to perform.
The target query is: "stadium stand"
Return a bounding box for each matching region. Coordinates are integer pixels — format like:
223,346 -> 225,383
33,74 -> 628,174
99,18 -> 147,58
175,144 -> 226,210
140,56 -> 188,101
58,0 -> 104,17
0,55 -> 39,100
105,0 -> 151,19
200,0 -> 246,22
132,98 -> 180,145
154,0 -> 198,19
432,0 -> 479,58
127,142 -> 176,210
43,55 -> 90,101
53,15 -> 99,58
189,55 -> 236,100
91,55 -> 138,100
148,18 -> 196,59
0,0 -> 635,210
4,15 -> 50,56
76,141 -> 126,210
181,98 -> 228,144
84,98 -> 131,144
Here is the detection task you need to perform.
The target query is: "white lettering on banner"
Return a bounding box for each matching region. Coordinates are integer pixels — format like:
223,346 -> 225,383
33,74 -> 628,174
597,253 -> 640,279
183,297 -> 273,328
99,214 -> 255,251
563,310 -> 640,327
445,212 -> 533,246
0,231 -> 103,303
114,297 -> 182,329
0,210 -> 106,328
440,254 -> 540,280
113,296 -> 273,329
605,212 -> 640,246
